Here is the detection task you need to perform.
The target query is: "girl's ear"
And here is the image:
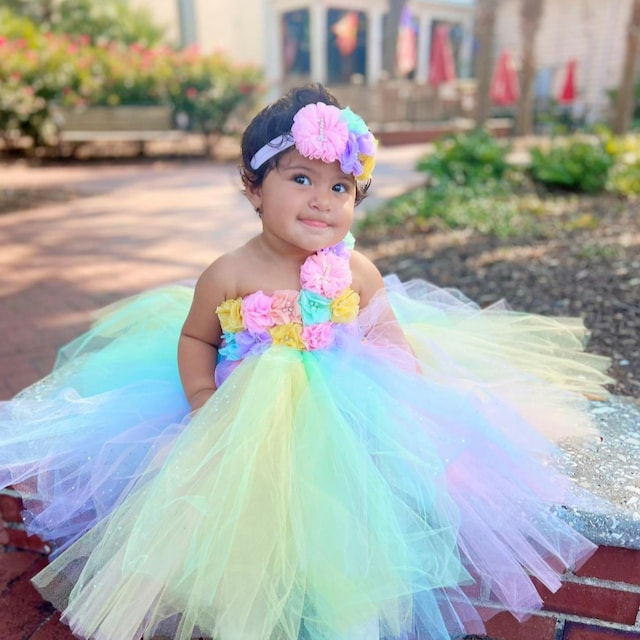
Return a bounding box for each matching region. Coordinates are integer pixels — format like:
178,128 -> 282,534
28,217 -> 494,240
243,173 -> 263,212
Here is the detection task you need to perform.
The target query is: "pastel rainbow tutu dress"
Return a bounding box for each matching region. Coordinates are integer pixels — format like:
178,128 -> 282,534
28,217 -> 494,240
0,238 -> 612,640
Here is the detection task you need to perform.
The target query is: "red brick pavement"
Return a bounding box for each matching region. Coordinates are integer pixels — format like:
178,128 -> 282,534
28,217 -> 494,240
0,147 -> 427,639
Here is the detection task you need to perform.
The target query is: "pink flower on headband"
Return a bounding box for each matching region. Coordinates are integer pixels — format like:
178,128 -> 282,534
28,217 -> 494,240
291,103 -> 349,164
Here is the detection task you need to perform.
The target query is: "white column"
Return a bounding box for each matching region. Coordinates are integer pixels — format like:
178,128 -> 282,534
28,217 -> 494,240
459,18 -> 474,78
263,0 -> 283,96
416,14 -> 432,83
310,2 -> 328,84
366,7 -> 384,85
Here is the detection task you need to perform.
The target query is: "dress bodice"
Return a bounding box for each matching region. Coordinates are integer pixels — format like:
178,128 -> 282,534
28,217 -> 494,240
215,241 -> 360,362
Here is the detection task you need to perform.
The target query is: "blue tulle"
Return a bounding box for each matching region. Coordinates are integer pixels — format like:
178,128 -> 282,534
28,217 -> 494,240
0,280 -> 609,640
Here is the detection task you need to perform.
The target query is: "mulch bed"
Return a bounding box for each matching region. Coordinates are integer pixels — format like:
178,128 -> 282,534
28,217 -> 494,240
359,193 -> 640,399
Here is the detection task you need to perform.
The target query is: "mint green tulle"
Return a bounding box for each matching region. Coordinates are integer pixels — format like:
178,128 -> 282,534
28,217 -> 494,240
34,348 -> 468,640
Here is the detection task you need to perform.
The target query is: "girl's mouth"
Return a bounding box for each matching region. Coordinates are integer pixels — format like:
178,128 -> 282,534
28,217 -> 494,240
301,219 -> 329,228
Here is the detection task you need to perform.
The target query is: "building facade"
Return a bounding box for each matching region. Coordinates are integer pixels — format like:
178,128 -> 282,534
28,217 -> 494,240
493,0 -> 632,123
128,0 -> 633,125
128,0 -> 475,89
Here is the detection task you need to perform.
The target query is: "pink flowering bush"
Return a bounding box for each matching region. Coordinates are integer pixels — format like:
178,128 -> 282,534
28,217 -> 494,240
0,9 -> 263,151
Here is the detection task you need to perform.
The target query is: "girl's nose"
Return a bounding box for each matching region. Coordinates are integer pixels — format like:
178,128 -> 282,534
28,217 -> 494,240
310,187 -> 332,211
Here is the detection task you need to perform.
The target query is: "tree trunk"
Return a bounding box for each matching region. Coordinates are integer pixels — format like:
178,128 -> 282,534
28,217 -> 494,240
613,0 -> 640,134
473,0 -> 500,128
381,0 -> 406,78
515,0 -> 544,136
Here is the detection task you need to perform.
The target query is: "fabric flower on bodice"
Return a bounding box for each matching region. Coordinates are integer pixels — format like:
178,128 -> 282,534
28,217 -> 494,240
301,322 -> 334,350
330,288 -> 360,324
291,102 -> 349,164
236,329 -> 272,356
270,290 -> 302,324
241,291 -> 275,333
218,332 -> 245,361
215,244 -> 360,360
320,238 -> 351,260
300,251 -> 351,298
216,298 -> 243,333
299,290 -> 332,325
269,323 -> 305,350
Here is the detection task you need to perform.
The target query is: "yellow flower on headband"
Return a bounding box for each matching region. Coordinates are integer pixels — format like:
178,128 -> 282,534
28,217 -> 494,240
357,153 -> 376,182
216,298 -> 244,333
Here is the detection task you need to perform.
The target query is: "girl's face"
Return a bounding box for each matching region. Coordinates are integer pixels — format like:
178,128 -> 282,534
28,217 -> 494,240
246,149 -> 356,255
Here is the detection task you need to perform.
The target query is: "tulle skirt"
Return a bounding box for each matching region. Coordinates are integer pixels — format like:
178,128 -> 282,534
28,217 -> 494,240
0,278 -> 612,640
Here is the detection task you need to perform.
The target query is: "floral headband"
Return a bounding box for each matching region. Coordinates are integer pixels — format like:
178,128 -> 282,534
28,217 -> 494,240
249,102 -> 377,181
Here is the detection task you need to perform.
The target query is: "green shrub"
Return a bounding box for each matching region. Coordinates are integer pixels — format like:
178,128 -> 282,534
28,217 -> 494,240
0,9 -> 263,150
1,0 -> 165,47
416,129 -> 512,186
607,163 -> 640,196
359,180 -> 548,239
529,138 -> 613,193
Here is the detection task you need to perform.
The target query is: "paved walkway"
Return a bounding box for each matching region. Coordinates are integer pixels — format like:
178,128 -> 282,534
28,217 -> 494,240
0,144 -> 428,638
0,146 -> 427,401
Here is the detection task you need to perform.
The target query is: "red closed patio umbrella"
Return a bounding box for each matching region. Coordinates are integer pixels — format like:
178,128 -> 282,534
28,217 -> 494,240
558,59 -> 577,104
490,50 -> 520,106
428,24 -> 456,87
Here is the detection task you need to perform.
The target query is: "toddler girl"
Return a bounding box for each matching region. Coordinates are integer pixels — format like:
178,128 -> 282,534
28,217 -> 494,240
0,83 -> 612,640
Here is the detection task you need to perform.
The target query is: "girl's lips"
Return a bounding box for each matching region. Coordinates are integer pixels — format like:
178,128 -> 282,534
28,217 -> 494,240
300,219 -> 329,228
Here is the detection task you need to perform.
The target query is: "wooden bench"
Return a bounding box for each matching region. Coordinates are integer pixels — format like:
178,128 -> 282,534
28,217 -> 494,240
53,105 -> 188,157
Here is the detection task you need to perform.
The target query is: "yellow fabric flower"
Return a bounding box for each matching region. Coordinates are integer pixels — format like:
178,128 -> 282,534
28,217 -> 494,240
330,288 -> 360,323
269,323 -> 306,350
216,298 -> 244,333
357,153 -> 376,181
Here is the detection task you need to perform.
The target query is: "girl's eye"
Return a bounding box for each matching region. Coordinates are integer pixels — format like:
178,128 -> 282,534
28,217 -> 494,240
294,175 -> 310,185
333,183 -> 349,194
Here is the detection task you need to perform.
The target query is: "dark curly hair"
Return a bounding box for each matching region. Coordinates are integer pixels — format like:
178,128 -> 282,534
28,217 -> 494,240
240,83 -> 370,204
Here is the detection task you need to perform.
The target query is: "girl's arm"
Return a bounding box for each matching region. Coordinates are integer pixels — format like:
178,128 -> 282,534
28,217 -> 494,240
178,261 -> 229,410
351,250 -> 419,371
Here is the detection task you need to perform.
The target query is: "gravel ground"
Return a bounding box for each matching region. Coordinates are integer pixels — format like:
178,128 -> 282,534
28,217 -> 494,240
359,193 -> 640,399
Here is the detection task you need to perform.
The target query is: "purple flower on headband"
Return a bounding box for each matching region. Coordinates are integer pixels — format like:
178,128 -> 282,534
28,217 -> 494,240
340,131 -> 377,176
291,103 -> 349,163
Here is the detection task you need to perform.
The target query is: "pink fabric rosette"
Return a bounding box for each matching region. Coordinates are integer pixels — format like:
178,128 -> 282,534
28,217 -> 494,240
241,291 -> 275,333
270,290 -> 302,325
291,103 -> 349,163
300,251 -> 352,298
301,322 -> 334,351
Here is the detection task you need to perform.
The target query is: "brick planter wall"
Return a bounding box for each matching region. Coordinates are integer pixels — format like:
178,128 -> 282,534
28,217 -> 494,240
1,491 -> 639,639
0,490 -> 50,555
484,545 -> 640,639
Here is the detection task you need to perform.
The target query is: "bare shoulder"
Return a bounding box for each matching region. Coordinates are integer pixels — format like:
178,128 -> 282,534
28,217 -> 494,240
349,249 -> 385,308
195,252 -> 240,300
195,239 -> 259,301
182,250 -> 247,344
